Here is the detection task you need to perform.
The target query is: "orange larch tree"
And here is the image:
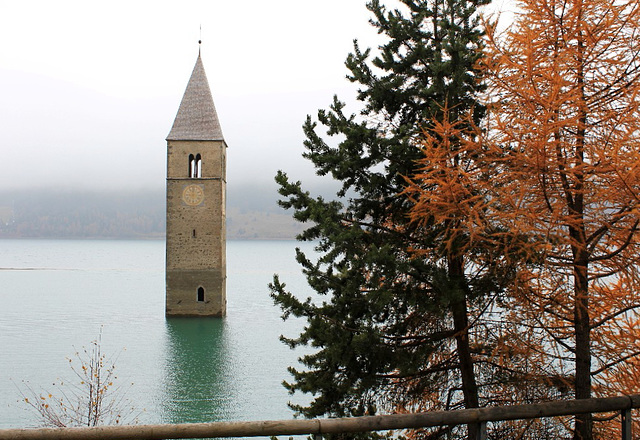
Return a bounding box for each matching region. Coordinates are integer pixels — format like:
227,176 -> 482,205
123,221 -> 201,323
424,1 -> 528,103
408,0 -> 640,438
480,0 -> 640,438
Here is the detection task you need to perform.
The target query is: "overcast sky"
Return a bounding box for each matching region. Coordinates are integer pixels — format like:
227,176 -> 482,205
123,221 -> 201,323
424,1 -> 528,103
0,0 -> 514,193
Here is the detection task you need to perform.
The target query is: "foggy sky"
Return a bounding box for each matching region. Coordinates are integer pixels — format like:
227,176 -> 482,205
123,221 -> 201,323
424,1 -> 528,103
0,0 -> 514,193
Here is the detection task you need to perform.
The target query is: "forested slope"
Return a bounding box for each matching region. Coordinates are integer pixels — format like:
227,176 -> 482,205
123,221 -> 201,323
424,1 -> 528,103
0,186 -> 305,239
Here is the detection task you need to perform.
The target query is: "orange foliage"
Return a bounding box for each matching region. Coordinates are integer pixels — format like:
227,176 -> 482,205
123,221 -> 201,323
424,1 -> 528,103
487,0 -> 640,437
407,0 -> 640,438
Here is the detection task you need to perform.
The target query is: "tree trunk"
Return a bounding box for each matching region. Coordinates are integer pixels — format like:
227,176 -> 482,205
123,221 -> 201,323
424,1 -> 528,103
449,255 -> 480,440
573,251 -> 591,440
573,13 -> 592,437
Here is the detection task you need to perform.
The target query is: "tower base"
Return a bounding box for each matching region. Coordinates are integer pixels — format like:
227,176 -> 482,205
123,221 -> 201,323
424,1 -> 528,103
165,269 -> 226,317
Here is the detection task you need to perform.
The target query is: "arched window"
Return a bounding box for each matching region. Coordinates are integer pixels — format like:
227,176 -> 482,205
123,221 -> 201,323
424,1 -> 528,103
195,154 -> 202,178
188,154 -> 196,178
197,286 -> 205,302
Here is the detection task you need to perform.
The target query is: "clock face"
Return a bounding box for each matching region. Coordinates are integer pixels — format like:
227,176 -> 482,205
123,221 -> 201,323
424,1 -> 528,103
182,184 -> 205,206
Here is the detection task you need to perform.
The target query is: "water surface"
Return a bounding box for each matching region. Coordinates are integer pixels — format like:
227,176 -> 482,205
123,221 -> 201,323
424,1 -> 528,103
0,239 -> 313,428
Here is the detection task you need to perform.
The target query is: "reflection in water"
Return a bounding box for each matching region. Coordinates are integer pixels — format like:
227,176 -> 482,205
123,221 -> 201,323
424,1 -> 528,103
163,318 -> 236,423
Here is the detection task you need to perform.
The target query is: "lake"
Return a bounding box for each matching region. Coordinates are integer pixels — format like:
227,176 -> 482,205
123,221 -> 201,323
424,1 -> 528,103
0,239 -> 314,428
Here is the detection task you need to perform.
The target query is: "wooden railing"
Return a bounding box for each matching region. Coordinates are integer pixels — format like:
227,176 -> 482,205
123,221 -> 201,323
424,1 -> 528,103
0,394 -> 638,440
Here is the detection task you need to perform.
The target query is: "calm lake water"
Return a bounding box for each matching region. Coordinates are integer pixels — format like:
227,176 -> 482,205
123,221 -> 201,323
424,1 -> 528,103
0,239 -> 314,428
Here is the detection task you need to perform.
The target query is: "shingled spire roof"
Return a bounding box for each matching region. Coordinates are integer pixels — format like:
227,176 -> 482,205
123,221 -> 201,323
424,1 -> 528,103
167,53 -> 224,141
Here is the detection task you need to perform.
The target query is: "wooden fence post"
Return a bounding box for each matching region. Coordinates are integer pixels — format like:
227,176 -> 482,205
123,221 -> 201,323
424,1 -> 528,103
621,409 -> 631,440
477,421 -> 487,440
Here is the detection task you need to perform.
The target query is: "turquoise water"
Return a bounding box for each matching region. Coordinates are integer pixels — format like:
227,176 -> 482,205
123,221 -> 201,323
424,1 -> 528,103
0,239 -> 313,428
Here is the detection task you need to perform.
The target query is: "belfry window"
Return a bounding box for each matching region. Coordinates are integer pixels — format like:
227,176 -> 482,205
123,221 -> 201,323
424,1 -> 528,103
197,287 -> 205,302
188,154 -> 196,178
188,154 -> 202,178
195,154 -> 202,178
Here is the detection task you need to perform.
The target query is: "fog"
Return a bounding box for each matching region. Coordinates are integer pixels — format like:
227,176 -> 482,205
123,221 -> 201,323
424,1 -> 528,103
0,0 -> 379,193
0,0 -> 516,195
0,70 -> 348,194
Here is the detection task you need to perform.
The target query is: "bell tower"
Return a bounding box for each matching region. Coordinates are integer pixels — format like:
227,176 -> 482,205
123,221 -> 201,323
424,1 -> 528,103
165,49 -> 227,317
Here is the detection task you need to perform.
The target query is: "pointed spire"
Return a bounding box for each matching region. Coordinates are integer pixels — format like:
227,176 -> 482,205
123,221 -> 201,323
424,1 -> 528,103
167,52 -> 224,141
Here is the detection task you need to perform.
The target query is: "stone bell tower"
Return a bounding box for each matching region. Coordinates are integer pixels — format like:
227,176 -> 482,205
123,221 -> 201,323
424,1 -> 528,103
165,48 -> 227,317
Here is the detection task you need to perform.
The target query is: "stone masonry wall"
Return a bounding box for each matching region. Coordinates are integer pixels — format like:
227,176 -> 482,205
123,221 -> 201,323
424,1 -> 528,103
166,139 -> 227,316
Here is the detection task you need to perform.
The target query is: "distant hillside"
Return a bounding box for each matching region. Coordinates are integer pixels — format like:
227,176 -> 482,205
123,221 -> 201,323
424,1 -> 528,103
0,189 -> 166,239
0,186 -> 309,240
227,206 -> 305,239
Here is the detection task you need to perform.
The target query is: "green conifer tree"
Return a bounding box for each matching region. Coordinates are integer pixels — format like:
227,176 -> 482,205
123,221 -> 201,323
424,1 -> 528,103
270,0 -> 490,437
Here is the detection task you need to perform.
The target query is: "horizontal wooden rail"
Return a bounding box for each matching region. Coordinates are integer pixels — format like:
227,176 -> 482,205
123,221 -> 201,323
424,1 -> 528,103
0,394 -> 638,440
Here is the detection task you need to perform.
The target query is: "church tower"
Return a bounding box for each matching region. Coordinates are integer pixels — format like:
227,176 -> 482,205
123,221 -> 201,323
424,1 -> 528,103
165,49 -> 227,317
